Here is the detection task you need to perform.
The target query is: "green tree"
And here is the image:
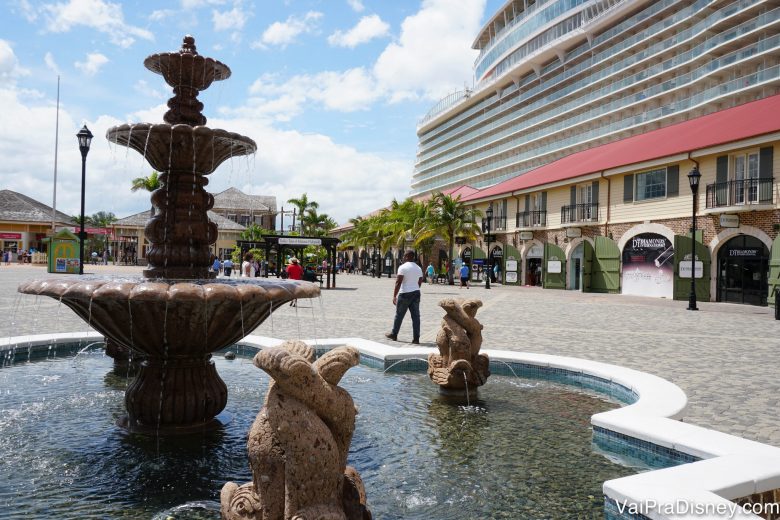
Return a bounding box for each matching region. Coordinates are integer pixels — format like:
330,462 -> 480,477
286,193 -> 319,234
130,171 -> 161,217
301,208 -> 337,236
416,192 -> 481,285
240,223 -> 272,242
90,211 -> 117,256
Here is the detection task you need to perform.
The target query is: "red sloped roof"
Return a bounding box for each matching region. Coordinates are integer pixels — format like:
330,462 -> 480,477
413,184 -> 479,202
462,95 -> 780,202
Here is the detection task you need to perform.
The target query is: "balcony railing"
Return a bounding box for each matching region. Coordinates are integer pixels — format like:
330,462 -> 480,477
482,216 -> 507,232
516,211 -> 547,227
705,178 -> 774,208
561,203 -> 599,224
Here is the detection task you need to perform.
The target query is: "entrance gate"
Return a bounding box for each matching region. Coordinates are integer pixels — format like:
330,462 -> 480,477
770,236 -> 780,306
673,235 -> 710,302
583,236 -> 620,293
543,242 -> 566,289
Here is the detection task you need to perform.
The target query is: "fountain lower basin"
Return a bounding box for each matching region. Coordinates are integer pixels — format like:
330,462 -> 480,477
0,339 -> 635,519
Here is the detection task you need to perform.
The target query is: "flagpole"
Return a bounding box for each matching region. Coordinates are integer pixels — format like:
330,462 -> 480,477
51,75 -> 60,231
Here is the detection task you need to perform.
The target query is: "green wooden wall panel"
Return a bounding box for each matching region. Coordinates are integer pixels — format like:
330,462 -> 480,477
673,235 -> 710,301
543,242 -> 566,289
590,236 -> 621,293
769,235 -> 780,306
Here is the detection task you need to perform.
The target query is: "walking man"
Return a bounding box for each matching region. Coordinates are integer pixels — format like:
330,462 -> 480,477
385,251 -> 423,344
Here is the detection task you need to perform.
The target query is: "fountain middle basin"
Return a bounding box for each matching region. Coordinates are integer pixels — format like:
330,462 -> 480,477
0,338 -> 638,519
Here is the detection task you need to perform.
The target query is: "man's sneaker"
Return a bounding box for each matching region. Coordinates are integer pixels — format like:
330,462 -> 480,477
384,333 -> 397,341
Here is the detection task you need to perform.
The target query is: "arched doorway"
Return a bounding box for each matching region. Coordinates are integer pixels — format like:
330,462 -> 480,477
621,233 -> 675,298
490,245 -> 503,282
525,243 -> 543,286
568,241 -> 584,290
460,246 -> 472,267
717,235 -> 769,305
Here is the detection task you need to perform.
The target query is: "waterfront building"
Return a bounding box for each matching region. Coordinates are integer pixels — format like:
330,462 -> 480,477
212,188 -> 277,231
412,0 -> 780,196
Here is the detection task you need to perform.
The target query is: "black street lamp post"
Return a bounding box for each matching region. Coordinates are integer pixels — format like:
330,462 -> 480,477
687,165 -> 701,311
485,203 -> 493,290
76,125 -> 93,275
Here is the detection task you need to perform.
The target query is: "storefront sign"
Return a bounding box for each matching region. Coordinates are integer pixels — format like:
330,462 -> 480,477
527,244 -> 543,258
0,233 -> 22,240
505,272 -> 518,283
279,237 -> 322,246
547,260 -> 562,274
461,247 -> 472,262
565,227 -> 582,238
679,261 -> 704,278
621,233 -> 674,298
518,231 -> 533,241
71,227 -> 112,235
505,259 -> 518,271
728,248 -> 761,257
719,214 -> 739,228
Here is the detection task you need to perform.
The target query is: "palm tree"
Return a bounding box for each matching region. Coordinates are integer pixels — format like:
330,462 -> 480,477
286,193 -> 319,234
240,223 -> 271,242
416,192 -> 481,285
302,208 -> 336,236
90,211 -> 117,254
130,171 -> 161,217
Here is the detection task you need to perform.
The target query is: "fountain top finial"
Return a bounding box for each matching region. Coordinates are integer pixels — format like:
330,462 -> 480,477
180,35 -> 198,55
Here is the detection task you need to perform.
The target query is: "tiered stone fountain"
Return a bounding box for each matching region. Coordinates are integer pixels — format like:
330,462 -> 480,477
18,36 -> 319,433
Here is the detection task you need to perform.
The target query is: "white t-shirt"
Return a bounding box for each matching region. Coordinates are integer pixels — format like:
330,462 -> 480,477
241,260 -> 255,278
397,261 -> 423,293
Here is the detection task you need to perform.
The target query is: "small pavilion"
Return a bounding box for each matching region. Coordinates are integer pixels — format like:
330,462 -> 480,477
238,235 -> 341,288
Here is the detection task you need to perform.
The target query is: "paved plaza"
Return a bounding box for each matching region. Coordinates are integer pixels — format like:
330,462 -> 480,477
2,263 -> 778,447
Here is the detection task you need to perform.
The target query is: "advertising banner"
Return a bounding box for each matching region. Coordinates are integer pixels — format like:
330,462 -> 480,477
621,233 -> 674,298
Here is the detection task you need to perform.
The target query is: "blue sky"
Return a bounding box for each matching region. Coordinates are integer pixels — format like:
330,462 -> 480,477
0,0 -> 501,227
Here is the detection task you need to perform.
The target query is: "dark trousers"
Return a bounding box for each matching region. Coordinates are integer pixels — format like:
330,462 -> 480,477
391,290 -> 420,340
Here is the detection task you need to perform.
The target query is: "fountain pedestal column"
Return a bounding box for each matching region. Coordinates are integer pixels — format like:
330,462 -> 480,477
144,171 -> 217,280
124,355 -> 228,431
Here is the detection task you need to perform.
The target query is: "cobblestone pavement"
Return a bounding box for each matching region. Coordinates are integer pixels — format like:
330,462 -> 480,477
2,263 -> 778,446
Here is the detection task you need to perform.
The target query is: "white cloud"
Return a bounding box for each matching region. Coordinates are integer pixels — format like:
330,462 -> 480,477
133,79 -> 165,100
328,14 -> 390,48
347,0 -> 365,12
252,11 -> 322,49
149,9 -> 175,22
44,52 -> 60,74
212,6 -> 248,31
0,40 -> 30,83
180,0 -> 225,8
40,0 -> 154,48
75,52 -> 109,76
241,67 -> 380,121
373,0 -> 485,102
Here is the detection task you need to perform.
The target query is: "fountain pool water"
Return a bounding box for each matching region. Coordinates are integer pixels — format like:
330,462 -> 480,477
0,344 -> 640,519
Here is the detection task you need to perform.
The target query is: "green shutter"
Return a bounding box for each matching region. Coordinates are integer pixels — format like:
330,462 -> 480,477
673,235 -> 710,302
623,174 -> 634,202
583,240 -> 593,292
524,195 -> 530,212
570,186 -> 577,206
667,165 -> 679,197
592,180 -> 600,204
543,242 -> 566,289
769,235 -> 780,306
716,156 -> 729,205
759,147 -> 774,203
591,236 -> 620,293
541,191 -> 547,211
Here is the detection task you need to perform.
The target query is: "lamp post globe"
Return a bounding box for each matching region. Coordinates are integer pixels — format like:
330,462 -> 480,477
76,125 -> 93,276
686,165 -> 701,311
485,203 -> 493,290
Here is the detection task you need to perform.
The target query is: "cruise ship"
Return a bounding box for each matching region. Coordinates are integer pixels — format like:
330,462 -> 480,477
411,0 -> 780,196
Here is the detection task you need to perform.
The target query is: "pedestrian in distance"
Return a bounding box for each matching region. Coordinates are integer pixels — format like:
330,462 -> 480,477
426,262 -> 435,285
385,251 -> 423,344
223,257 -> 233,277
212,256 -> 221,275
286,257 -> 304,307
460,263 -> 470,289
241,252 -> 255,278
